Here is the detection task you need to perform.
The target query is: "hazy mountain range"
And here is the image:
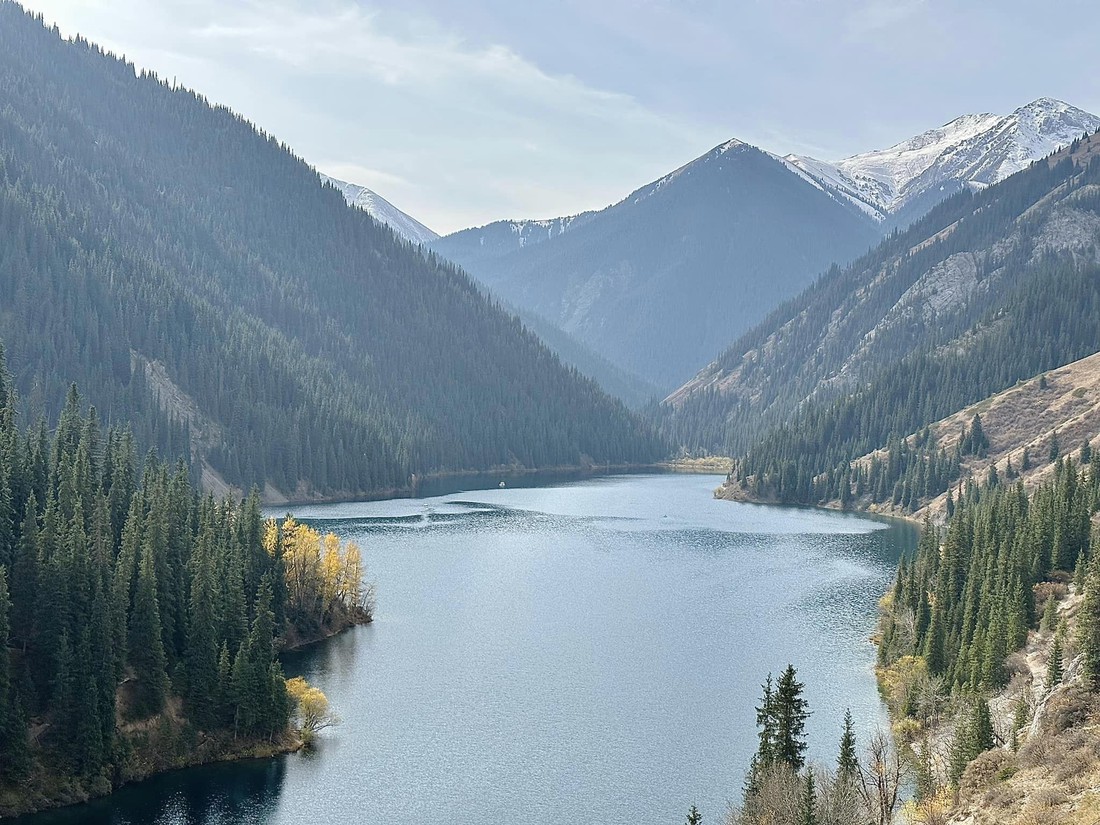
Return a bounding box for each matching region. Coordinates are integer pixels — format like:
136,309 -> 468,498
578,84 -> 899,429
342,99 -> 1097,393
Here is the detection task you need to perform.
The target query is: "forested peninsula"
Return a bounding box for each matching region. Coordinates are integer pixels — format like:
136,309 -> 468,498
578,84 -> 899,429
0,355 -> 372,817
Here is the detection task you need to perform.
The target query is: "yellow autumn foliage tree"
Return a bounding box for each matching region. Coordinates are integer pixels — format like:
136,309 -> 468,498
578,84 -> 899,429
264,517 -> 374,630
286,676 -> 338,744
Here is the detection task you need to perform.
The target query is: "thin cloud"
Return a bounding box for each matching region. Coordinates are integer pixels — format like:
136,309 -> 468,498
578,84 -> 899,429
23,0 -> 715,233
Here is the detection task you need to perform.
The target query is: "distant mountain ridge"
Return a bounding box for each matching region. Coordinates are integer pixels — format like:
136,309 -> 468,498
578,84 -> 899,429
661,129 -> 1100,467
432,139 -> 882,389
429,212 -> 597,269
428,99 -> 1097,392
779,98 -> 1100,227
319,173 -> 439,245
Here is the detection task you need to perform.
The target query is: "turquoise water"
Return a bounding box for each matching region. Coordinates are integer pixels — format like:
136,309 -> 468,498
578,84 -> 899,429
15,474 -> 915,824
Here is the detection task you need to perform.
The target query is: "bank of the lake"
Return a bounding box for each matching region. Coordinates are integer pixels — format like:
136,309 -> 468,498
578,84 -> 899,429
259,463 -> 667,508
1,613 -> 371,821
12,473 -> 917,825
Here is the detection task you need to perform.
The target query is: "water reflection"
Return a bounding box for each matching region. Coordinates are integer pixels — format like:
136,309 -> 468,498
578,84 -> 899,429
12,759 -> 286,825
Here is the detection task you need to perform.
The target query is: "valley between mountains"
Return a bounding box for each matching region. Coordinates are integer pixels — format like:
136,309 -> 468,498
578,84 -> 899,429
4,3 -> 1100,824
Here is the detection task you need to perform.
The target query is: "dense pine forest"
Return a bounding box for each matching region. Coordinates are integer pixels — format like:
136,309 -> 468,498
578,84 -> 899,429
701,140 -> 1100,504
724,252 -> 1100,506
0,4 -> 665,501
0,351 -> 370,815
880,460 -> 1099,694
868,458 -> 1100,816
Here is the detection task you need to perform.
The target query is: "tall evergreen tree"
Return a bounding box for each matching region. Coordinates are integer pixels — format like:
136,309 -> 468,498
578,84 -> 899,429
1046,625 -> 1065,690
128,540 -> 169,718
773,665 -> 810,771
754,675 -> 776,767
799,771 -> 817,825
837,709 -> 858,780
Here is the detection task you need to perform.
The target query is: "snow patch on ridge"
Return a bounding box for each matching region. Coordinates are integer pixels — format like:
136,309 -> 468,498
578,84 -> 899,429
779,99 -> 1100,223
319,173 -> 440,246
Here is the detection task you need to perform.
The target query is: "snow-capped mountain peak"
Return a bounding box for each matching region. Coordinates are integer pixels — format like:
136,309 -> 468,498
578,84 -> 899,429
775,98 -> 1100,225
319,174 -> 439,246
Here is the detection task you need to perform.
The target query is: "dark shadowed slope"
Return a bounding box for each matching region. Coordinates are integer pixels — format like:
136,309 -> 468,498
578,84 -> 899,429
433,140 -> 881,390
0,5 -> 666,500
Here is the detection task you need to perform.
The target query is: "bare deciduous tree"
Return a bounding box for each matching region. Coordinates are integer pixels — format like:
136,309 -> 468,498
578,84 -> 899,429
856,730 -> 906,825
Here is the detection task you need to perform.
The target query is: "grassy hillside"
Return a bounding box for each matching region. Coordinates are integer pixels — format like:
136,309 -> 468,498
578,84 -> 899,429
864,355 -> 1100,523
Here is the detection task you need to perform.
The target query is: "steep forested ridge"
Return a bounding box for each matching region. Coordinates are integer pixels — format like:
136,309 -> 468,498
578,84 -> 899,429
0,5 -> 664,500
662,131 -> 1100,496
433,140 -> 881,389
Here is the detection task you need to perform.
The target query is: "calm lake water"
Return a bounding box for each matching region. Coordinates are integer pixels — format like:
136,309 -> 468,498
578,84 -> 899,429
15,473 -> 916,825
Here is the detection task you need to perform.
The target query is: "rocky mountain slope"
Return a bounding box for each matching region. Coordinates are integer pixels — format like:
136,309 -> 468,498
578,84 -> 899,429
663,130 -> 1100,458
867,353 -> 1100,523
781,98 -> 1100,229
319,173 -> 439,246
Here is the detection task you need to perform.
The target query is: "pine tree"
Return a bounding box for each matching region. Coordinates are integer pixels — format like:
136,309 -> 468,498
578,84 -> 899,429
128,539 -> 169,718
837,709 -> 858,780
800,771 -> 817,825
773,665 -> 810,771
1050,431 -> 1060,464
686,804 -> 702,825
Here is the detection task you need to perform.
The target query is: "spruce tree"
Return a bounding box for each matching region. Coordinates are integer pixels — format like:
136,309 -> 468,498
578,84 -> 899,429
686,804 -> 702,825
773,665 -> 810,771
837,709 -> 858,780
1041,594 -> 1058,633
1046,626 -> 1065,690
128,539 -> 169,718
973,700 -> 994,752
0,567 -> 11,767
800,771 -> 817,825
185,536 -> 220,729
754,675 -> 776,767
1080,560 -> 1100,687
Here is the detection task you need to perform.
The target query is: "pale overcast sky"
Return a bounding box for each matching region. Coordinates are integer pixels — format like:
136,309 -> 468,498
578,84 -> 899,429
19,0 -> 1100,233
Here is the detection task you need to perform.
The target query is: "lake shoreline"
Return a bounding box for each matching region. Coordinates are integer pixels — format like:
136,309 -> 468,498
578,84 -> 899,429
11,474 -> 914,825
0,728 -> 305,820
712,477 -> 924,530
1,614 -> 370,821
260,462 -> 691,507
